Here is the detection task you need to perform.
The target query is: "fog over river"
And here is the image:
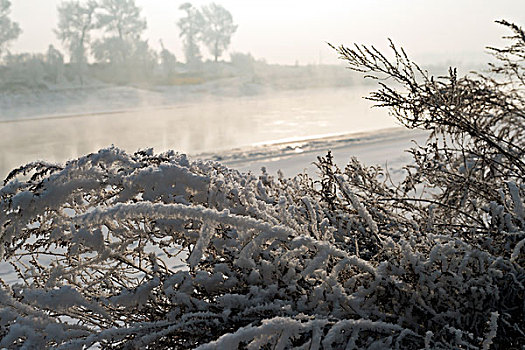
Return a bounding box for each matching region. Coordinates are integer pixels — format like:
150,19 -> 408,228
0,86 -> 396,179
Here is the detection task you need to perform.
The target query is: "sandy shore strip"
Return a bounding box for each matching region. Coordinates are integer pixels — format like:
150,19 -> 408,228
197,127 -> 428,178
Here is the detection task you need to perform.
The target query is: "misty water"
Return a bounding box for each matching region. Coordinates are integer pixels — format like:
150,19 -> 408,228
0,86 -> 395,179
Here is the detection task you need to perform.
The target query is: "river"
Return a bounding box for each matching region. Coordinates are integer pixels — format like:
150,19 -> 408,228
0,86 -> 396,179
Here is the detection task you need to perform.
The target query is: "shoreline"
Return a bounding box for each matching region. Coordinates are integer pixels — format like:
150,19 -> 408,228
199,127 -> 428,165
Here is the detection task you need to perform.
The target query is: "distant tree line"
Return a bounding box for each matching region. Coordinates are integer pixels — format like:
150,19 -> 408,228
0,0 -> 238,88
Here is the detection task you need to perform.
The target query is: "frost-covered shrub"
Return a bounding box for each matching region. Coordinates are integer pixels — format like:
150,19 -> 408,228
0,146 -> 522,349
1,21 -> 525,349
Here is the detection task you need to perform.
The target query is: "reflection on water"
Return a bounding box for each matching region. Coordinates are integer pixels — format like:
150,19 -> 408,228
0,86 -> 395,179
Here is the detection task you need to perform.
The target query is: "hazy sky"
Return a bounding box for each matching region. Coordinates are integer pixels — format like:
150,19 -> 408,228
9,1 -> 525,65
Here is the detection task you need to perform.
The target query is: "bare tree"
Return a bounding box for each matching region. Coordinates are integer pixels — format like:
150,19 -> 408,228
177,2 -> 203,65
55,0 -> 97,83
159,39 -> 177,76
45,44 -> 64,83
201,3 -> 237,62
0,0 -> 21,57
96,0 -> 146,41
93,0 -> 147,64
